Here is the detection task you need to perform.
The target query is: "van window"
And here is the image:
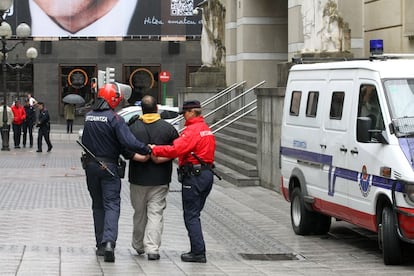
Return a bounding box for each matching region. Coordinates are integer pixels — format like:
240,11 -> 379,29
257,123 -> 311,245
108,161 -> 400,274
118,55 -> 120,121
329,92 -> 344,120
358,85 -> 384,129
290,91 -> 301,116
384,79 -> 414,118
357,85 -> 385,142
306,91 -> 319,117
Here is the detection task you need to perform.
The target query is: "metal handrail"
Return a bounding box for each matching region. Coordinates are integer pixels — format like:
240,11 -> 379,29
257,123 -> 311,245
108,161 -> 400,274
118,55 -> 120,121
178,80 -> 265,133
169,81 -> 246,125
202,80 -> 265,120
212,106 -> 257,134
201,81 -> 246,107
210,99 -> 257,131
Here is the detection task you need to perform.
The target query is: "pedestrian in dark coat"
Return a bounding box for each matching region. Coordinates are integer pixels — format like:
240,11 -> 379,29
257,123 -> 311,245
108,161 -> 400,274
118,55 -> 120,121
36,102 -> 53,152
22,99 -> 35,148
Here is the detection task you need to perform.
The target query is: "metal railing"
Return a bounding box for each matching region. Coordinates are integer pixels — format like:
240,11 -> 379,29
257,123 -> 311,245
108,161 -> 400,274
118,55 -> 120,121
170,80 -> 247,125
177,80 -> 266,133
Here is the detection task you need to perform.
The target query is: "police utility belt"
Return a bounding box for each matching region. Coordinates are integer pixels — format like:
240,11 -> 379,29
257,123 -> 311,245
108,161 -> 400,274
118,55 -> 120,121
177,163 -> 213,182
81,153 -> 126,178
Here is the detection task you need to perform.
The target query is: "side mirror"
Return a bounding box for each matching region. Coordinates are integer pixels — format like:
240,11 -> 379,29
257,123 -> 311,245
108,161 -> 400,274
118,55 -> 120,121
357,117 -> 371,143
357,117 -> 389,144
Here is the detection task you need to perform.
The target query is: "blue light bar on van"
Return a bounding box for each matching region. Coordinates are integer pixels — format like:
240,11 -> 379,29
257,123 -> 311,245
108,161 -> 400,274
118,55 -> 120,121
370,39 -> 383,55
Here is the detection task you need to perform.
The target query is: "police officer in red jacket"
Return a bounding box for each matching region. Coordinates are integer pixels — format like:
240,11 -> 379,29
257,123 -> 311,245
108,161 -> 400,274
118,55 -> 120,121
82,83 -> 151,262
150,100 -> 216,263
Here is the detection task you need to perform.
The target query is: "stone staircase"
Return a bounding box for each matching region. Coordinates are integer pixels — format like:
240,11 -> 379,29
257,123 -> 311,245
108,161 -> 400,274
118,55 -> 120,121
212,116 -> 260,186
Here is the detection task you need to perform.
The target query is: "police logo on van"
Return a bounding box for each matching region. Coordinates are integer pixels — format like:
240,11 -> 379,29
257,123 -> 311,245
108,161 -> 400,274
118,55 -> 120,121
358,165 -> 372,197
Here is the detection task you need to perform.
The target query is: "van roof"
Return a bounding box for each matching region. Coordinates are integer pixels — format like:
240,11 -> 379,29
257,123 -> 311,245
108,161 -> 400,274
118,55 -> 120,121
290,59 -> 414,79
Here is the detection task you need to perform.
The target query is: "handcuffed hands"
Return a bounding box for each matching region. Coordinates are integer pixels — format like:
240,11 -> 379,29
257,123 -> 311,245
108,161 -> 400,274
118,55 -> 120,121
132,153 -> 150,162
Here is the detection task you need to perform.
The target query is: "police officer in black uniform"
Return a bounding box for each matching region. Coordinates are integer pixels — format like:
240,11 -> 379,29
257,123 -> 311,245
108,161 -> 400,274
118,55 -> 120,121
36,102 -> 53,152
81,83 -> 151,263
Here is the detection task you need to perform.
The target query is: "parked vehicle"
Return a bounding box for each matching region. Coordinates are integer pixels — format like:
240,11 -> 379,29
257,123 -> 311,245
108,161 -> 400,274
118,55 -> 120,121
117,105 -> 179,128
78,104 -> 179,138
280,56 -> 414,265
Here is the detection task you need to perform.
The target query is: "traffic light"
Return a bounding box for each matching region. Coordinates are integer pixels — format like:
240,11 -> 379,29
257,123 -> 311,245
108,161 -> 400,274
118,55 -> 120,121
91,77 -> 97,93
97,70 -> 106,88
105,67 -> 115,83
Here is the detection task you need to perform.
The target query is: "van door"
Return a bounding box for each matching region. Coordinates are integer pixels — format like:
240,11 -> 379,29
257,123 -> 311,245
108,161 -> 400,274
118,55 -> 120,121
346,80 -> 386,229
320,78 -> 354,219
283,79 -> 326,202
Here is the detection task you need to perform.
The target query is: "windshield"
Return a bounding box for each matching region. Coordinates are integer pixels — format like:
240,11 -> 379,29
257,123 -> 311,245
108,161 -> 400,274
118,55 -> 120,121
384,79 -> 414,136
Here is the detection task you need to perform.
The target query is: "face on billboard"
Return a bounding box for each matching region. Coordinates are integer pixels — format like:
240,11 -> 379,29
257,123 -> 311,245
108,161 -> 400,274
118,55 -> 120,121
33,0 -> 118,33
10,0 -> 203,37
33,0 -> 101,17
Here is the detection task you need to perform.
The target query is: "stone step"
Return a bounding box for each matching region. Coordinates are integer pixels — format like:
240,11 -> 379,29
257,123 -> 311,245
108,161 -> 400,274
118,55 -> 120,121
214,162 -> 260,187
215,140 -> 257,166
224,119 -> 257,133
216,127 -> 257,143
215,132 -> 257,154
214,151 -> 258,177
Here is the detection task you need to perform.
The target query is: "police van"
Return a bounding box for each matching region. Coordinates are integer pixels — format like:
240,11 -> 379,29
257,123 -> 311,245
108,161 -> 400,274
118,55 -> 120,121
280,55 -> 414,265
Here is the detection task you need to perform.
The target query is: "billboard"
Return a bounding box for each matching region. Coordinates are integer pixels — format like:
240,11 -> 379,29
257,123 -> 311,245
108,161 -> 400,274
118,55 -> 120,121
5,0 -> 203,37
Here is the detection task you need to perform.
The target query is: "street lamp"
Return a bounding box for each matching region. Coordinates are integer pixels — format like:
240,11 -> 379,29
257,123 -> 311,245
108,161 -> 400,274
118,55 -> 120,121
0,0 -> 37,151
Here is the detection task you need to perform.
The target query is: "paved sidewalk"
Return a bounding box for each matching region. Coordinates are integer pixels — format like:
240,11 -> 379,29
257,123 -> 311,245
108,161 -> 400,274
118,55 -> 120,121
0,126 -> 413,275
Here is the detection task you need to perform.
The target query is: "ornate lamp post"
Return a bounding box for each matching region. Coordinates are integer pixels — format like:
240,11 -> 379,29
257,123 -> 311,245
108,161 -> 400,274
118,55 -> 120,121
0,0 -> 37,151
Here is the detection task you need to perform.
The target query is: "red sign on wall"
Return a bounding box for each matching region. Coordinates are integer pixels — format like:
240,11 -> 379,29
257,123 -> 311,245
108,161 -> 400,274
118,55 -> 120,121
159,71 -> 171,83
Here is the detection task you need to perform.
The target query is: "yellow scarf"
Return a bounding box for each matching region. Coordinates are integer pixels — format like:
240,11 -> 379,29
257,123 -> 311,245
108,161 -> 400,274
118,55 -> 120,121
140,113 -> 160,124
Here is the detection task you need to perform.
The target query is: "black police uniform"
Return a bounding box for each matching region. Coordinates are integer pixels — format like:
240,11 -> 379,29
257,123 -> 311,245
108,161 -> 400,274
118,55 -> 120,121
81,102 -> 150,258
23,102 -> 35,147
36,105 -> 52,152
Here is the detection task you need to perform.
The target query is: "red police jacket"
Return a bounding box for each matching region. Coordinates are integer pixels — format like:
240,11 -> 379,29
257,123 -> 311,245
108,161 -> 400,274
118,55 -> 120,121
152,116 -> 216,166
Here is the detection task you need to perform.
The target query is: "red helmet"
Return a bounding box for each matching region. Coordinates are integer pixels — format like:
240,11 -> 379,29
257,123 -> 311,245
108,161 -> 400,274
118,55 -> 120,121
98,83 -> 122,109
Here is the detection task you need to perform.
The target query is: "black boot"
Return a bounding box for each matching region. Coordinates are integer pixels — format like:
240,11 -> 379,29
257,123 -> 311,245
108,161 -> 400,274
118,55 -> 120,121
103,242 -> 115,262
96,245 -> 105,256
181,252 -> 206,263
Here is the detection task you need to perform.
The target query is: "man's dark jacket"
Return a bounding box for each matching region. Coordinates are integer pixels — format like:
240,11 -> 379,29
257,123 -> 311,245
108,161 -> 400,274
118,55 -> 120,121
127,115 -> 178,186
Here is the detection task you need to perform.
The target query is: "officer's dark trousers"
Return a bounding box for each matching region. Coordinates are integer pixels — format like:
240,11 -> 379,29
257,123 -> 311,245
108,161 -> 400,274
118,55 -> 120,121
37,127 -> 52,151
22,121 -> 34,147
182,170 -> 213,255
86,162 -> 121,247
12,123 -> 22,147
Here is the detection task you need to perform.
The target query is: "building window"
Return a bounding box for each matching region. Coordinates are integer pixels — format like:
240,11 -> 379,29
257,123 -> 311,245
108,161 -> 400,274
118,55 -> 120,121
60,65 -> 96,115
123,65 -> 160,105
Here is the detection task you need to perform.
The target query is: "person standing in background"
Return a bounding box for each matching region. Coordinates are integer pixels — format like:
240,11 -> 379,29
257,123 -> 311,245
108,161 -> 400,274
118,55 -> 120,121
36,102 -> 53,153
11,100 -> 26,149
27,93 -> 37,107
64,103 -> 76,133
0,101 -> 14,151
23,99 -> 36,148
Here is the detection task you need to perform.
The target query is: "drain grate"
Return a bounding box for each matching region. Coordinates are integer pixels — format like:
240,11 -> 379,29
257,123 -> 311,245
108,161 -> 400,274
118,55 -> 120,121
239,253 -> 300,261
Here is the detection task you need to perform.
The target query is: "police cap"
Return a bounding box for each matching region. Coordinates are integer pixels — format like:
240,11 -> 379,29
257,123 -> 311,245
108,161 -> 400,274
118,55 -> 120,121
179,100 -> 201,114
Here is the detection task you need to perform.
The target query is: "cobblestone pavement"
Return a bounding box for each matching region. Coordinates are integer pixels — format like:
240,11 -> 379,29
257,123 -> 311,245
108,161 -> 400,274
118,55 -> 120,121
0,126 -> 413,275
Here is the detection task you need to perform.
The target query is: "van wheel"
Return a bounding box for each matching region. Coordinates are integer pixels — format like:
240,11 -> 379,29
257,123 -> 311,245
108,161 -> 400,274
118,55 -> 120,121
314,213 -> 331,235
380,206 -> 402,265
291,188 -> 314,235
